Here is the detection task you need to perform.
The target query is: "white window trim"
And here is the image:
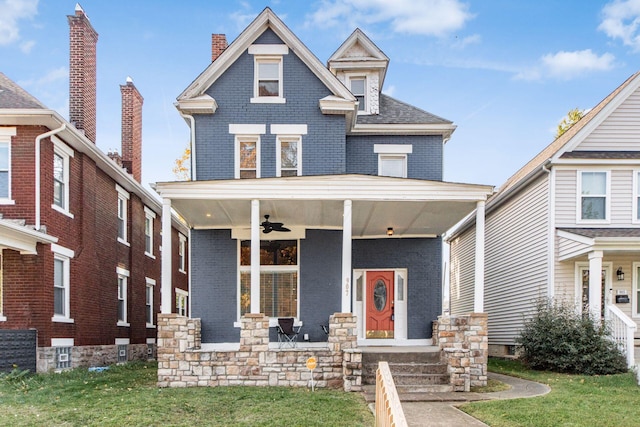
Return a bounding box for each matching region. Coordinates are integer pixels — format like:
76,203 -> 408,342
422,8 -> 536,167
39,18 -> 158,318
178,233 -> 187,273
144,206 -> 156,258
237,239 -> 300,321
146,277 -> 156,328
378,154 -> 408,178
374,144 -> 413,154
576,170 -> 611,224
250,55 -> 286,104
51,338 -> 74,347
0,127 -> 16,204
176,288 -> 188,316
116,185 -> 130,246
51,136 -> 74,218
115,338 -> 130,345
346,74 -> 368,114
574,262 -> 612,313
116,266 -> 130,327
51,243 -> 74,323
276,135 -> 302,177
633,170 -> 640,224
234,135 -> 261,179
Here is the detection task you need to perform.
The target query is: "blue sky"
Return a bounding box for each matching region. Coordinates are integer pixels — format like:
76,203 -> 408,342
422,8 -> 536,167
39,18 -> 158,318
2,0 -> 640,190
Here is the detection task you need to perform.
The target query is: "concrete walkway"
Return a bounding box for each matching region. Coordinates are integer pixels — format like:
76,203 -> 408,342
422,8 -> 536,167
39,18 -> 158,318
401,372 -> 551,427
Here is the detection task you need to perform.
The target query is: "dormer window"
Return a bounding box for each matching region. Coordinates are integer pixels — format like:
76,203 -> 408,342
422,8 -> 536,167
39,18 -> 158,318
249,44 -> 288,104
351,77 -> 366,112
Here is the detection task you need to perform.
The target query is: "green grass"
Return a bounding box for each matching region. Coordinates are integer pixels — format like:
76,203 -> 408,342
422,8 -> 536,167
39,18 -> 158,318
461,358 -> 640,427
0,362 -> 373,426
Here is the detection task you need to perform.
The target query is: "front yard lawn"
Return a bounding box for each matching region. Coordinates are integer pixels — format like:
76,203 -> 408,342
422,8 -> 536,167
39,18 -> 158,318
462,358 -> 640,427
0,362 -> 373,426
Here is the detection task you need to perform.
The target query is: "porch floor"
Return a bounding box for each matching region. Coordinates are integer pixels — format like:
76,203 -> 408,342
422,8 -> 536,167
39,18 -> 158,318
359,345 -> 440,353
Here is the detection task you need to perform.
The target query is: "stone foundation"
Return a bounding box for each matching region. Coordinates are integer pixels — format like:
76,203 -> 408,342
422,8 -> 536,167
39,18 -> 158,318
37,343 -> 152,372
157,312 -> 362,391
437,313 -> 488,391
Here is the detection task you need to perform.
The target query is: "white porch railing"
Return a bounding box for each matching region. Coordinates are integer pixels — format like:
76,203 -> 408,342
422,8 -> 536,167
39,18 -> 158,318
375,361 -> 407,427
606,305 -> 637,368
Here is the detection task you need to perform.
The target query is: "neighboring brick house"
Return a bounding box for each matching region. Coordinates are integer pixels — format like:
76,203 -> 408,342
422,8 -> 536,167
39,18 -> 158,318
155,7 -> 492,356
448,71 -> 640,366
0,5 -> 188,372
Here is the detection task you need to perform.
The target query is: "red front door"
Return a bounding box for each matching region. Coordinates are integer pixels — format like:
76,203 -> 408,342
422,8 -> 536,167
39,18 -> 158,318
366,271 -> 394,339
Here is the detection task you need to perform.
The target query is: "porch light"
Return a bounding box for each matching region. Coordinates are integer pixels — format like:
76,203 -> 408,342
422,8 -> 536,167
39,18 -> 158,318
617,267 -> 624,281
387,227 -> 394,236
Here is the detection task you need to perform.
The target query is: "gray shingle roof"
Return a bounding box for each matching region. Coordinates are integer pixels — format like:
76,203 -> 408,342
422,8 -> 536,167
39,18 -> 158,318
356,94 -> 452,125
560,151 -> 640,159
558,228 -> 640,238
0,72 -> 46,109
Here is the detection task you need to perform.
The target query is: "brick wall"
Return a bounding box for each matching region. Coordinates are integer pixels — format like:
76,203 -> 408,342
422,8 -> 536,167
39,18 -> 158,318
157,312 -> 362,391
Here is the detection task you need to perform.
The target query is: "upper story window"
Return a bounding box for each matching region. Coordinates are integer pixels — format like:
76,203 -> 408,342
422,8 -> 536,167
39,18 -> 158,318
272,124 -> 307,178
634,171 -> 640,223
248,44 -> 288,104
375,144 -> 412,178
230,124 -> 265,179
52,136 -> 74,216
116,185 -> 130,245
51,244 -> 74,323
579,171 -> 609,222
0,127 -> 16,203
144,207 -> 156,258
350,77 -> 366,112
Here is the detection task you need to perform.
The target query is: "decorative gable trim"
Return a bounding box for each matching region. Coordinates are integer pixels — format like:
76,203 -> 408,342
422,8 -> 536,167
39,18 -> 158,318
248,44 -> 289,55
175,94 -> 218,114
177,7 -> 355,104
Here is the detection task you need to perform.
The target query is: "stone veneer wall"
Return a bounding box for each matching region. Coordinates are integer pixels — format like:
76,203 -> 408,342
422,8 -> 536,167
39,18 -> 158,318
157,312 -> 362,391
436,313 -> 488,391
37,344 -> 151,372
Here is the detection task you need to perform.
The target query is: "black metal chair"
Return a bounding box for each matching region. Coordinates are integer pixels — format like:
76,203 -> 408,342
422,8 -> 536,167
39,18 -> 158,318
276,318 -> 301,348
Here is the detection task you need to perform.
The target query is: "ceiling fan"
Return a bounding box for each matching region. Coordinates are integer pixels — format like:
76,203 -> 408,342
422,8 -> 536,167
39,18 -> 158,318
261,215 -> 291,233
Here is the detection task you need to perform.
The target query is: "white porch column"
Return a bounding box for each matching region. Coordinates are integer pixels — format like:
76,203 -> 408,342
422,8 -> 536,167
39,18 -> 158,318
160,198 -> 173,314
250,199 -> 260,313
474,201 -> 485,313
341,199 -> 352,313
588,250 -> 603,320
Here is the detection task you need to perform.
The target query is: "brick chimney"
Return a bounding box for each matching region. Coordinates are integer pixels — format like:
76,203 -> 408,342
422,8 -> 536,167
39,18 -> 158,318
120,77 -> 144,182
68,3 -> 98,143
211,34 -> 227,62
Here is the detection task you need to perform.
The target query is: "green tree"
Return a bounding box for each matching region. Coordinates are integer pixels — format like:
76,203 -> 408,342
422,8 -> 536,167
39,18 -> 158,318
556,107 -> 585,138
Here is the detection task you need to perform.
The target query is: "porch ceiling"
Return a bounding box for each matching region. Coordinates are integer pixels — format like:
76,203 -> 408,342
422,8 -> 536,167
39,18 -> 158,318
155,175 -> 494,237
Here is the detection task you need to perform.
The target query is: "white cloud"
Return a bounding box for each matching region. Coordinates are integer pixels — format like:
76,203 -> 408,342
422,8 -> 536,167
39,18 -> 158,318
382,84 -> 396,97
515,49 -> 615,81
0,0 -> 38,45
306,0 -> 474,37
230,2 -> 258,32
451,34 -> 481,49
18,66 -> 67,87
599,0 -> 640,50
19,38 -> 34,53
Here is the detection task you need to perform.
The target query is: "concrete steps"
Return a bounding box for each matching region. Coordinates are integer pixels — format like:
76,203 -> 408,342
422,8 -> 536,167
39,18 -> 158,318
361,348 -> 453,401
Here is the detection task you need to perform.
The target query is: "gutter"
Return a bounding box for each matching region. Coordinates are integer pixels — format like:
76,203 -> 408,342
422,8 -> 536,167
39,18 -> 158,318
447,159 -> 552,241
35,123 -> 66,231
179,111 -> 196,180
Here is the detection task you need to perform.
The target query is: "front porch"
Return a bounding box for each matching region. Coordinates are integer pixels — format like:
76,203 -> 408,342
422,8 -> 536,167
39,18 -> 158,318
157,312 -> 488,391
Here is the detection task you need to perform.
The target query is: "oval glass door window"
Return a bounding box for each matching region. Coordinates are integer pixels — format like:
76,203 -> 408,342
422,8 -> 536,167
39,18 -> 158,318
373,280 -> 387,311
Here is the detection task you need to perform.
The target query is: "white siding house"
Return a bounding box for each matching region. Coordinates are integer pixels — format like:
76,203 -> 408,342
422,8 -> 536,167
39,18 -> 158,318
448,71 -> 640,361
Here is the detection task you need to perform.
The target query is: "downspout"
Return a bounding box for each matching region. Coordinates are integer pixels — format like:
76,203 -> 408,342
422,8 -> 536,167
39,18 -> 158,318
35,123 -> 66,231
179,112 -> 196,181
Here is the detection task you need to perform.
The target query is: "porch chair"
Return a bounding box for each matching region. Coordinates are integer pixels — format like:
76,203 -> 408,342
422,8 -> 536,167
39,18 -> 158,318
277,318 -> 301,348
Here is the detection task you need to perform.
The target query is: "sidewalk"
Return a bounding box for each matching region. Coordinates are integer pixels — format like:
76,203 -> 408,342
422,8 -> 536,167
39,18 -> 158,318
401,372 -> 551,427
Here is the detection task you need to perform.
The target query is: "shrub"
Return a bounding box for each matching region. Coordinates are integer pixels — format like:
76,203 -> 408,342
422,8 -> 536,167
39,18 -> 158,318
516,299 -> 627,375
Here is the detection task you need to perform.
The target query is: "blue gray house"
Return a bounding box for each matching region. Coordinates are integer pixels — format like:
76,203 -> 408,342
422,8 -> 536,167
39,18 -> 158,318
155,8 -> 492,349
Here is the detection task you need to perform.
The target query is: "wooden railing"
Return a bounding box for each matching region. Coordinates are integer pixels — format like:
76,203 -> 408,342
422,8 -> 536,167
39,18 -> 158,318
375,361 -> 407,427
606,305 -> 637,368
